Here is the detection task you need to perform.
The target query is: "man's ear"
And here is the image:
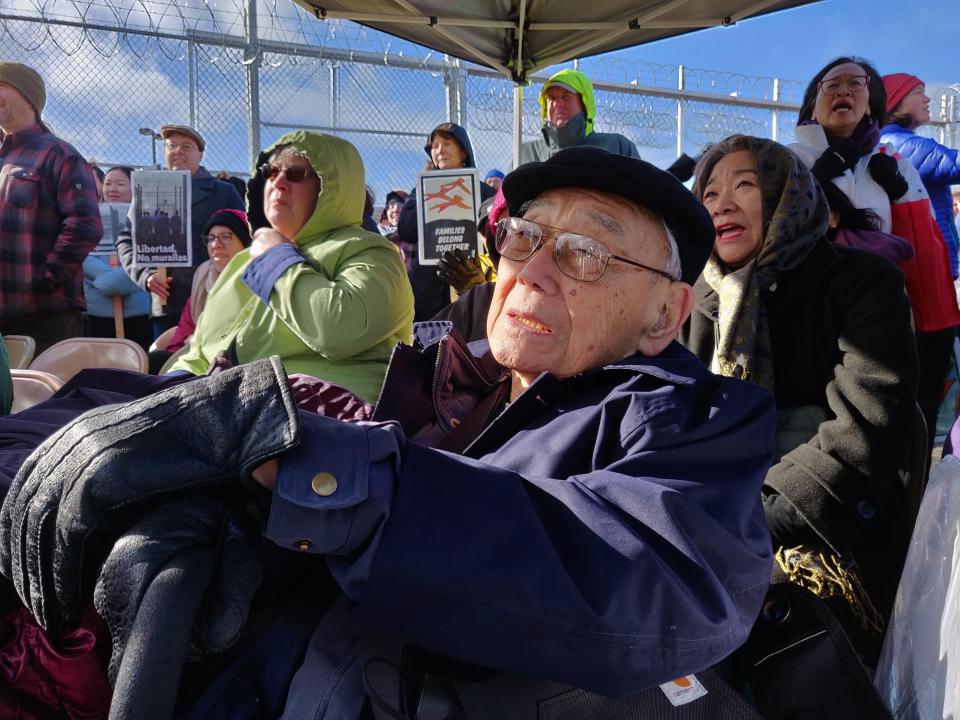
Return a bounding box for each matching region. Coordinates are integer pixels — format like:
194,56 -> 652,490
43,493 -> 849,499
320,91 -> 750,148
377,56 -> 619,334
636,281 -> 694,356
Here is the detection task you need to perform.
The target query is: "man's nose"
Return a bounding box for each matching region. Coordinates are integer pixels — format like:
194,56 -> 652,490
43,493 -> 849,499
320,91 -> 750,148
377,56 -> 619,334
516,238 -> 561,293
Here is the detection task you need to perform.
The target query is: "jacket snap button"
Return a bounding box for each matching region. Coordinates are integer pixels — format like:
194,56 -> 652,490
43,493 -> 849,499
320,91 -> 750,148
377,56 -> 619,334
856,500 -> 876,519
311,472 -> 337,496
762,599 -> 790,625
295,539 -> 312,551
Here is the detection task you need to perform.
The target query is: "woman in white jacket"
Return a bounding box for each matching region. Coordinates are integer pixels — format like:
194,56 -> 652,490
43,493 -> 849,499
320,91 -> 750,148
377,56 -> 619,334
791,56 -> 960,452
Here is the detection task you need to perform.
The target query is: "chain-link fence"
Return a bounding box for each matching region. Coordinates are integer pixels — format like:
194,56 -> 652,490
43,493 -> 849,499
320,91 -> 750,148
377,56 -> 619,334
2,0 -> 958,205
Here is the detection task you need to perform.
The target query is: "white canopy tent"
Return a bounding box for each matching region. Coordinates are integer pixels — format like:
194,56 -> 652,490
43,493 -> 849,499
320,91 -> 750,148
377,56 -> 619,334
288,0 -> 817,164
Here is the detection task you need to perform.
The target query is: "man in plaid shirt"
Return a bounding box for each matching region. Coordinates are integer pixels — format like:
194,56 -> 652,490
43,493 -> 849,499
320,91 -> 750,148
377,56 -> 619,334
0,62 -> 101,352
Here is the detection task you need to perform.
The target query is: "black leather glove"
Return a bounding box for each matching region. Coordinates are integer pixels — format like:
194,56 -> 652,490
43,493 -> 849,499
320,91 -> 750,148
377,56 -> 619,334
437,248 -> 487,293
94,495 -> 264,682
0,356 -> 299,634
868,153 -> 910,202
811,140 -> 861,179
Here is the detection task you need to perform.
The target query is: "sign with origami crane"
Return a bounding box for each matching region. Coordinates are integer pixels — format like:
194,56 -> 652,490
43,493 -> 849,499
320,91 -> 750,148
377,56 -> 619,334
415,168 -> 482,266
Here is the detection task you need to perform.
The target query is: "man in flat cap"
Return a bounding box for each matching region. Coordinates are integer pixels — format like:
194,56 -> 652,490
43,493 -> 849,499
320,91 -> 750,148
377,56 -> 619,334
0,62 -> 101,351
117,123 -> 243,335
2,147 -> 774,717
520,69 -> 641,164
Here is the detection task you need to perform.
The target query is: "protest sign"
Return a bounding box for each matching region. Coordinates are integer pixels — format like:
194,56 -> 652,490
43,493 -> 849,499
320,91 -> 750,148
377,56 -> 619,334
415,168 -> 481,266
130,170 -> 192,268
92,202 -> 131,256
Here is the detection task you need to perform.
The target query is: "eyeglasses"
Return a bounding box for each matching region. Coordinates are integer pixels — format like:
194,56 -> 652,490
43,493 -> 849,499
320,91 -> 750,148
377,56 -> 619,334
495,217 -> 677,283
386,201 -> 403,210
818,75 -> 870,95
205,232 -> 238,246
165,142 -> 198,152
258,162 -> 317,183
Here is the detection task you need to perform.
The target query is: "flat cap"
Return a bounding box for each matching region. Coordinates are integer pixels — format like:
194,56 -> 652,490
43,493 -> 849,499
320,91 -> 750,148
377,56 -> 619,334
502,146 -> 715,285
159,124 -> 205,152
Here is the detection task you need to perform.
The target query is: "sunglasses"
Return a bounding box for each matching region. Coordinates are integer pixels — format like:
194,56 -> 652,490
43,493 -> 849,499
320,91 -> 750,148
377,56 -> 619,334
495,217 -> 677,283
258,162 -> 318,184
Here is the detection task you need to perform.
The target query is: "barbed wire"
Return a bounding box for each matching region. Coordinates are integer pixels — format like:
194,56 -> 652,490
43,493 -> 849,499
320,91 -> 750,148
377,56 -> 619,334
2,0 -> 957,200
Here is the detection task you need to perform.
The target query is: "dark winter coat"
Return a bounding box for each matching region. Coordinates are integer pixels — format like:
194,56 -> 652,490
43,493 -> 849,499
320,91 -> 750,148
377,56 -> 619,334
680,240 -> 919,612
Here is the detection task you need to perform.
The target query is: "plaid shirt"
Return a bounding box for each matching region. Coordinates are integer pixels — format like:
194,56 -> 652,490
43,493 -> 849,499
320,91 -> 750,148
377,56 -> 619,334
0,123 -> 101,319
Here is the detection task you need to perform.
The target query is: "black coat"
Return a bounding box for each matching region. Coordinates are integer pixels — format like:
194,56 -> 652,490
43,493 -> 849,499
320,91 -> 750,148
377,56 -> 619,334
680,240 -> 919,610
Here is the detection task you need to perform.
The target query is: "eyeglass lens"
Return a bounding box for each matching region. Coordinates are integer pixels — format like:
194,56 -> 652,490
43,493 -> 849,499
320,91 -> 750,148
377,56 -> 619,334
820,76 -> 868,94
496,217 -> 609,282
206,233 -> 235,245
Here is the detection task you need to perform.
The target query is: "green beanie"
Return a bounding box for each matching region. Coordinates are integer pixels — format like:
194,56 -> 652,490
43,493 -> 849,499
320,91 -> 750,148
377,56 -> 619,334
0,62 -> 45,118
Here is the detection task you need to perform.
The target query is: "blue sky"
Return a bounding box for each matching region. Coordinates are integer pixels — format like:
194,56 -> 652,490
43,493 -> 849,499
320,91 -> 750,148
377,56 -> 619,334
603,0 -> 959,89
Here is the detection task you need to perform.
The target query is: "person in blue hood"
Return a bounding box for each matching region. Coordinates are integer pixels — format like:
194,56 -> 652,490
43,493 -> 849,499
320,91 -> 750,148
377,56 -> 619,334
396,122 -> 496,321
520,69 -> 641,164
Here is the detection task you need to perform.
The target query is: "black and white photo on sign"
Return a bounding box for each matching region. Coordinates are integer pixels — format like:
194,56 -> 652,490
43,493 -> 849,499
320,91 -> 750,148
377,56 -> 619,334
415,168 -> 481,266
92,202 -> 131,256
130,170 -> 193,268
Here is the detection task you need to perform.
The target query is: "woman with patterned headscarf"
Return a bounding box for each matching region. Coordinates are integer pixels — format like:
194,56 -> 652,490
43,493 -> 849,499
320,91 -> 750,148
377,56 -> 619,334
680,135 -> 919,664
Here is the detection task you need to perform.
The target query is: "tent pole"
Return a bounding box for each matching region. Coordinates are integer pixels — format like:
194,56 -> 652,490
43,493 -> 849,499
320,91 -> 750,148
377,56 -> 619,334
513,83 -> 523,168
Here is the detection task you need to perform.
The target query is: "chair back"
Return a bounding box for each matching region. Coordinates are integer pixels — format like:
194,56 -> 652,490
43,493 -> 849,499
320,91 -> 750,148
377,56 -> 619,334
3,335 -> 36,369
30,337 -> 148,383
10,369 -> 64,413
149,326 -> 177,353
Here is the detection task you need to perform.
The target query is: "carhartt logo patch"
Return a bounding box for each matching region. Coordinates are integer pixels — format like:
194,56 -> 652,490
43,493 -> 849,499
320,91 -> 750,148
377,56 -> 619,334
659,674 -> 708,706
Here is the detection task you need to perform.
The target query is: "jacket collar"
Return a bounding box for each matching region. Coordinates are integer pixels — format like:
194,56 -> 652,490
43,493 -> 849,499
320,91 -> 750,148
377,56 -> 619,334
464,341 -> 700,457
1,122 -> 46,148
541,113 -> 588,149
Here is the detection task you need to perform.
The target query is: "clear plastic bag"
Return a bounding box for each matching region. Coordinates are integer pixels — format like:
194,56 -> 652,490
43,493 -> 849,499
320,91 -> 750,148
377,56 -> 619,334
875,454 -> 960,719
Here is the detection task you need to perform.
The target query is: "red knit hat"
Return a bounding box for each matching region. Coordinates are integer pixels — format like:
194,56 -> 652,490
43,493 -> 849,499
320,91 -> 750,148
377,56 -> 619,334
882,73 -> 924,114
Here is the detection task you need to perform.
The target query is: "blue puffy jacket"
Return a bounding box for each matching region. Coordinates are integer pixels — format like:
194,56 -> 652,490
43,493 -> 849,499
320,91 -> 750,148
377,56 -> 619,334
880,123 -> 960,277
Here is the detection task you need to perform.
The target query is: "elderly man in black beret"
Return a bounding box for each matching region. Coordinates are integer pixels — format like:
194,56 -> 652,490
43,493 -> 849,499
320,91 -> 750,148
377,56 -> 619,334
1,147 -> 775,719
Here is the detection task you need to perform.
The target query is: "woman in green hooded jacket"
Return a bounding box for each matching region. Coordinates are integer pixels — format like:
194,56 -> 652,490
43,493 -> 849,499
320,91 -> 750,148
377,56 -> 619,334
170,131 -> 414,403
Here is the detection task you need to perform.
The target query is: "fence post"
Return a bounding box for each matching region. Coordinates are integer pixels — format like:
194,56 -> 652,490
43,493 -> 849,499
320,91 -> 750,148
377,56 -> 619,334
676,65 -> 684,159
330,63 -> 339,131
244,0 -> 261,171
771,77 -> 780,142
188,39 -> 197,128
444,57 -> 465,126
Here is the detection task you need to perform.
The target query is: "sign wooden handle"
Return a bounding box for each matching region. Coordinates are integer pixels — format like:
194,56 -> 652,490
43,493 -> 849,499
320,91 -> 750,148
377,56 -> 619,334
112,296 -> 125,339
155,266 -> 167,306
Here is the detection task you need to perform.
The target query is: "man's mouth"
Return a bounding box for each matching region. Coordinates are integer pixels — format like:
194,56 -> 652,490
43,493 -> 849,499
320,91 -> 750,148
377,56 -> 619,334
508,311 -> 552,334
716,223 -> 745,240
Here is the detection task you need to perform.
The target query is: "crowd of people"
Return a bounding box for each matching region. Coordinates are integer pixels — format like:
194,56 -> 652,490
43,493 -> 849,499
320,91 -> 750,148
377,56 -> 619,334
0,54 -> 958,719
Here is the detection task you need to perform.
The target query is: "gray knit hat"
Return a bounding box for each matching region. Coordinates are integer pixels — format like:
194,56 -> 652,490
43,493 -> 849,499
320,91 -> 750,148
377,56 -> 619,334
0,62 -> 45,117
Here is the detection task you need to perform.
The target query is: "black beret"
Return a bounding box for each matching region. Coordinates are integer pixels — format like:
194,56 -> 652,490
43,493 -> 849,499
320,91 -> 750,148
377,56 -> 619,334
502,147 -> 715,285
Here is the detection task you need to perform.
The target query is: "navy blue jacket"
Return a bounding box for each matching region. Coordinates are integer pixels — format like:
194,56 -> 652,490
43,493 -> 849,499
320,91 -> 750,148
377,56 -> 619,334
264,339 -> 775,713
881,123 -> 960,277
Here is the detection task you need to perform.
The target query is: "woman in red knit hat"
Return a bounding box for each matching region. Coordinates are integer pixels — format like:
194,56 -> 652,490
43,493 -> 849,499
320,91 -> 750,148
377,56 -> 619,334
881,73 -> 960,281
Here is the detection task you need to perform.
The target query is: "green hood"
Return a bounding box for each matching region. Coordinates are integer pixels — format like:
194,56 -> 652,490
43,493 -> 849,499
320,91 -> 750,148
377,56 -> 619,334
247,130 -> 365,242
538,69 -> 596,135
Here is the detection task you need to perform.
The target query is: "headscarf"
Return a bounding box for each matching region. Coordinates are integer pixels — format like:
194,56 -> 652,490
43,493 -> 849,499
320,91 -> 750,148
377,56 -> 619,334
699,137 -> 830,391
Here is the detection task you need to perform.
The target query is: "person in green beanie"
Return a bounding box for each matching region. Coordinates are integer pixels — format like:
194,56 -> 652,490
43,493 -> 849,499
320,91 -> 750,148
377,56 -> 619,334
519,69 -> 641,164
0,62 -> 101,352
